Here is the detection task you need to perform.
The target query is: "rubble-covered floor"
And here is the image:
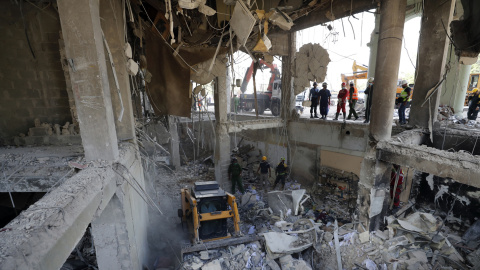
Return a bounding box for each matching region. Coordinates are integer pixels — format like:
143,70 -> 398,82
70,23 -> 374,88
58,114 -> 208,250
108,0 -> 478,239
0,145 -> 85,191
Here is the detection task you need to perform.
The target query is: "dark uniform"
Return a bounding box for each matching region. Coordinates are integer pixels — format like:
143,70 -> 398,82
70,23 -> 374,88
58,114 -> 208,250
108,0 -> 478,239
364,84 -> 374,123
467,93 -> 480,120
273,160 -> 288,190
309,86 -> 320,118
228,159 -> 244,194
319,89 -> 331,119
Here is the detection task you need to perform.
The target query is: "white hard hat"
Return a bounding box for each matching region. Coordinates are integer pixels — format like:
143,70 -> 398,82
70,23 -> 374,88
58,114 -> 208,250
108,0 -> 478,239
401,79 -> 408,85
368,77 -> 374,83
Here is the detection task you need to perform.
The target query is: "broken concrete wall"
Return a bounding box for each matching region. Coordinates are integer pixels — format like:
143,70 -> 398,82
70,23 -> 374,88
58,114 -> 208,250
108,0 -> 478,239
0,2 -> 72,145
432,125 -> 480,155
0,143 -> 150,270
232,120 -> 368,188
413,172 -> 480,227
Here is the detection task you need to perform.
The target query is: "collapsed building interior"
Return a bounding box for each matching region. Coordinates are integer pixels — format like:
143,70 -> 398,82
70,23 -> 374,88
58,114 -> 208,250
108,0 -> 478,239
1,0 -> 480,269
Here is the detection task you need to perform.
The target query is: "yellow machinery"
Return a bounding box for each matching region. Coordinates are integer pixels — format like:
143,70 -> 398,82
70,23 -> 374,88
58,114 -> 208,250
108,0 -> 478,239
179,181 -> 260,257
341,60 -> 368,86
179,181 -> 241,244
465,73 -> 480,105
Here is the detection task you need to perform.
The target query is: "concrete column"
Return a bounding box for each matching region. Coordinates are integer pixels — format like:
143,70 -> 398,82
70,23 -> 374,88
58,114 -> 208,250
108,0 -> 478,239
367,11 -> 380,79
440,46 -> 471,116
214,62 -> 231,191
169,116 -> 181,169
409,0 -> 455,128
370,0 -> 407,142
58,0 -> 119,161
91,194 -> 137,270
100,0 -> 136,141
281,32 -> 296,120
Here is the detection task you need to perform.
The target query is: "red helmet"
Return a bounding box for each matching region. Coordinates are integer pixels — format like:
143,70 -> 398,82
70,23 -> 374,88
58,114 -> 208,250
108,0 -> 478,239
341,82 -> 346,86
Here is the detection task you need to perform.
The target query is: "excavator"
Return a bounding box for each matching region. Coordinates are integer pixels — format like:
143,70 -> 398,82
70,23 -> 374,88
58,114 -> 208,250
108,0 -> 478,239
178,181 -> 260,258
340,60 -> 369,86
341,61 -> 413,102
239,59 -> 282,116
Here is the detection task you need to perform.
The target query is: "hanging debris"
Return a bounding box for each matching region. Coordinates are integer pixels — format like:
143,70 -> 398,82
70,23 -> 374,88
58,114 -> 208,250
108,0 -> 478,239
294,43 -> 330,96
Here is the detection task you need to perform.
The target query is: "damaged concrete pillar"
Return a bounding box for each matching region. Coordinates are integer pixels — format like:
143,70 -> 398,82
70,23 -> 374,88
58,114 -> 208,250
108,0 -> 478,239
440,46 -> 472,117
168,116 -> 181,169
91,193 -> 139,270
281,32 -> 296,120
359,0 -> 406,231
409,0 -> 455,128
214,61 -> 231,191
58,0 -> 119,161
100,0 -> 136,141
367,11 -> 380,79
370,0 -> 407,141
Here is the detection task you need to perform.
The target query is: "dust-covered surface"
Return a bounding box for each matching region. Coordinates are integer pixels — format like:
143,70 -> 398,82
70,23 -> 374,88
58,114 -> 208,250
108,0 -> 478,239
0,145 -> 85,192
0,144 -> 136,269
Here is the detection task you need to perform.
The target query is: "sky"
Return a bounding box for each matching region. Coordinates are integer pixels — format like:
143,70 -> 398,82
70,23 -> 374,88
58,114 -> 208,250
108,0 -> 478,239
232,10 -> 422,94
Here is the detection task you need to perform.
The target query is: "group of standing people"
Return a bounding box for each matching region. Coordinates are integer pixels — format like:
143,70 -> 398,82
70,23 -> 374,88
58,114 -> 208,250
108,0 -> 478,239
228,155 -> 289,194
309,77 -> 412,125
308,81 -> 362,122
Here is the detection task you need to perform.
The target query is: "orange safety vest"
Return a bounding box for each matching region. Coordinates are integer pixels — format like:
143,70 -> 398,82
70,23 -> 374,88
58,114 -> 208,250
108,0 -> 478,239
349,87 -> 358,100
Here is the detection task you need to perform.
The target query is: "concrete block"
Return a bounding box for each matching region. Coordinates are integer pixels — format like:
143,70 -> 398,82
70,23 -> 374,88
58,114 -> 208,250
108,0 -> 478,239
359,231 -> 370,243
201,259 -> 221,270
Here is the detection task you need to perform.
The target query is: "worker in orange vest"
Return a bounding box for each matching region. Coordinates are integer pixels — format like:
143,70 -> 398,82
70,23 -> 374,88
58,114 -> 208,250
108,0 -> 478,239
334,82 -> 348,122
347,81 -> 359,120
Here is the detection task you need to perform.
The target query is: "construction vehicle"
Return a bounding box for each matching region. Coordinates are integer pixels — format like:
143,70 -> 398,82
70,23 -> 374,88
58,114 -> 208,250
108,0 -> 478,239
340,60 -> 368,86
178,181 -> 260,257
340,61 -> 414,105
239,59 -> 282,116
465,73 -> 480,106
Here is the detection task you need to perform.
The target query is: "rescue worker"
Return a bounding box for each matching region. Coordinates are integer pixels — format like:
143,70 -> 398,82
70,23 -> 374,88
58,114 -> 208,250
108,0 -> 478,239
347,81 -> 359,120
309,82 -> 320,118
319,82 -> 331,120
398,80 -> 412,125
334,82 -> 348,122
390,164 -> 404,209
467,88 -> 480,120
468,88 -> 478,107
228,157 -> 244,194
364,77 -> 374,123
273,157 -> 288,190
256,156 -> 271,191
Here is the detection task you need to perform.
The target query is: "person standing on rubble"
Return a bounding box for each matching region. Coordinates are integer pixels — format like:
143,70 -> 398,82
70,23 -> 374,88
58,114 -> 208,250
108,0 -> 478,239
347,81 -> 359,120
390,164 -> 404,209
273,157 -> 288,190
364,77 -> 374,123
228,157 -> 245,194
397,80 -> 412,125
334,82 -> 348,121
467,88 -> 480,120
319,82 -> 331,120
309,82 -> 321,118
256,156 -> 271,191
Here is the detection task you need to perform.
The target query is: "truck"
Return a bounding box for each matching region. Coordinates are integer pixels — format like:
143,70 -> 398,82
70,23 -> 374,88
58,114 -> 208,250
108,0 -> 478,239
239,59 -> 282,116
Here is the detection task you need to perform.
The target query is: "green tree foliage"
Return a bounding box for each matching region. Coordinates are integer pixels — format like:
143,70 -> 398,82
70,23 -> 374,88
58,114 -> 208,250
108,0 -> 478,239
471,56 -> 480,73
